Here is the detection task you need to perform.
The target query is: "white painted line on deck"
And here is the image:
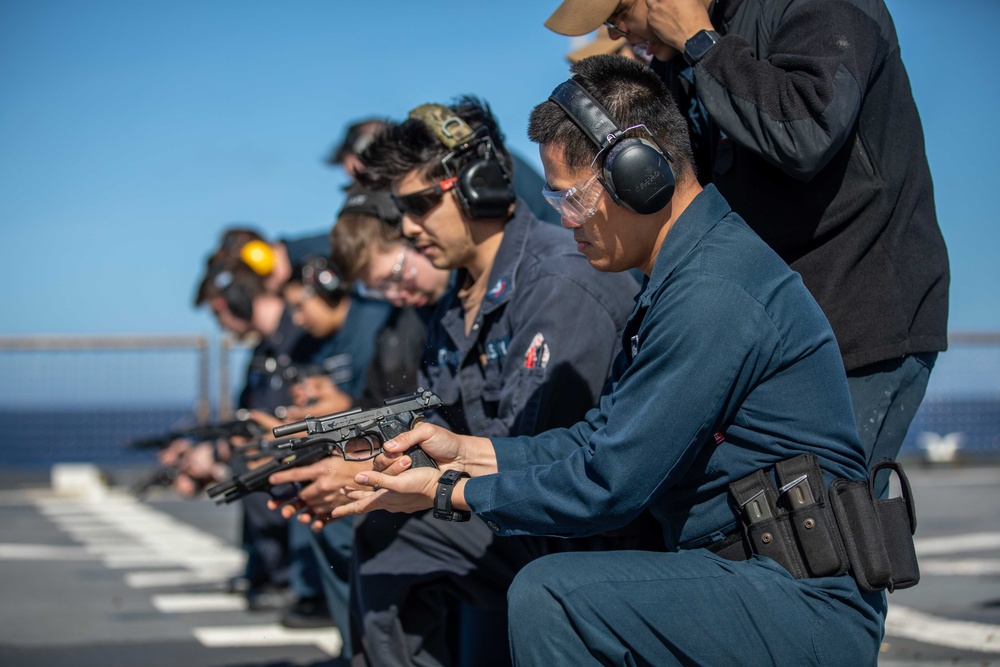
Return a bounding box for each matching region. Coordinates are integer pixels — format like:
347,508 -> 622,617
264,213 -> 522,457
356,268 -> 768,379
104,552 -> 243,570
885,605 -> 1000,653
904,468 -> 1000,488
34,491 -> 246,590
84,543 -> 158,555
152,593 -> 247,613
125,569 -> 234,589
915,532 -> 1000,557
0,543 -> 98,561
46,521 -> 122,532
193,623 -> 342,656
918,558 -> 1000,576
104,556 -> 196,569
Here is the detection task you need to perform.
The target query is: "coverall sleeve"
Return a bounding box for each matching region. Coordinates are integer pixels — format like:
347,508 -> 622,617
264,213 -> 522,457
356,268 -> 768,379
695,0 -> 885,180
465,274 -> 781,538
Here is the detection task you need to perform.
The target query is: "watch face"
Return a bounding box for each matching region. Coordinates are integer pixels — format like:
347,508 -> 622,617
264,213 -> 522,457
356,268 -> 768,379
685,30 -> 719,65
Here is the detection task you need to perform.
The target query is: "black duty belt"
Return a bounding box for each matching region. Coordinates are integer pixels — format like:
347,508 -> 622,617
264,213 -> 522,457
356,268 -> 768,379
706,454 -> 920,594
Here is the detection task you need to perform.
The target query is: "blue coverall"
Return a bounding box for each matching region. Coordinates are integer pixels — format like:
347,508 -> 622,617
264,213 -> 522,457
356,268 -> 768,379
351,201 -> 642,667
295,295 -> 391,657
466,186 -> 887,665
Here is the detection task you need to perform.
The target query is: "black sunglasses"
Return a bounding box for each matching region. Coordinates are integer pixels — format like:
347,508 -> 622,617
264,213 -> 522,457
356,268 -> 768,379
391,177 -> 458,217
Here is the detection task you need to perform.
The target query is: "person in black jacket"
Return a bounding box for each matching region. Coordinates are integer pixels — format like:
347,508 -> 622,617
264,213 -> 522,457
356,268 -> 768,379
545,0 -> 950,497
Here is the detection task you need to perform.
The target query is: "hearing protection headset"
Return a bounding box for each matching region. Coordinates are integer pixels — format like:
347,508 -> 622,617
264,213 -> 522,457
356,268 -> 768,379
220,231 -> 277,277
548,79 -> 675,215
209,265 -> 256,322
239,240 -> 275,276
338,187 -> 403,227
301,256 -> 345,305
408,103 -> 516,220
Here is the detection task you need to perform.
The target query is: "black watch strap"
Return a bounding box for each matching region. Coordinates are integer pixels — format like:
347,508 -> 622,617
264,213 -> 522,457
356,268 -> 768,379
433,469 -> 472,522
683,29 -> 720,67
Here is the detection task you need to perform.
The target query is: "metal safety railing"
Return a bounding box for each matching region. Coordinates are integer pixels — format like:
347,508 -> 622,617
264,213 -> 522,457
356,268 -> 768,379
0,332 -> 997,470
0,334 -> 248,469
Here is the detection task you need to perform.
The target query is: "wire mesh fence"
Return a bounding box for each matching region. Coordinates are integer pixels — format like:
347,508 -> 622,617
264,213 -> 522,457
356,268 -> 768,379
0,333 -> 997,472
901,333 -> 1000,464
0,335 -> 248,471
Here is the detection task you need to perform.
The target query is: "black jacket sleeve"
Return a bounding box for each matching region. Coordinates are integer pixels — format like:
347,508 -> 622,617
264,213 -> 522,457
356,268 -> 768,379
696,0 -> 886,181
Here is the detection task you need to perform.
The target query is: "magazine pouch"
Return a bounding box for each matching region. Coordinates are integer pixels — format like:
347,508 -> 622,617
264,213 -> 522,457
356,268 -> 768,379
729,469 -> 806,578
829,459 -> 919,592
774,455 -> 849,578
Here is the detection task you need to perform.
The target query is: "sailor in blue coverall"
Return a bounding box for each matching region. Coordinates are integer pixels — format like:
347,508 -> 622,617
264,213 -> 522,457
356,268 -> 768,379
330,56 -> 887,665
335,97 -> 641,667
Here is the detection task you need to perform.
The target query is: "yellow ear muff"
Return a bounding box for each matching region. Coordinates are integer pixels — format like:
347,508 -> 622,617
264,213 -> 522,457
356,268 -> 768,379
240,240 -> 275,276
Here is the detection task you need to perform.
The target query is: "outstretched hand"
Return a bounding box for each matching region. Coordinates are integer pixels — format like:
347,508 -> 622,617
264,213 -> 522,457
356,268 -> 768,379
265,456 -> 370,531
329,421 -> 484,519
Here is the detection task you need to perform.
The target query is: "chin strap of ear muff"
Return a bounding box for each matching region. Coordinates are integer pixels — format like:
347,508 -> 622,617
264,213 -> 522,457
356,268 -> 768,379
548,79 -> 675,216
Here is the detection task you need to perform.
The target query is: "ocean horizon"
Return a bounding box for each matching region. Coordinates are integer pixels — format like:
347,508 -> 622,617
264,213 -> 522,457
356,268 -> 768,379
1,396 -> 997,471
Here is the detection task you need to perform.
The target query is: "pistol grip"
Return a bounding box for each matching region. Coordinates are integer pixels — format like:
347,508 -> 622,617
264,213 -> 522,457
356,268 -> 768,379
406,446 -> 439,469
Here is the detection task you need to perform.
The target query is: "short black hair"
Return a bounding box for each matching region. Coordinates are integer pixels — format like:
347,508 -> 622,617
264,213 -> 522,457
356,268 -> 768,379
528,54 -> 694,182
326,118 -> 388,166
359,96 -> 513,189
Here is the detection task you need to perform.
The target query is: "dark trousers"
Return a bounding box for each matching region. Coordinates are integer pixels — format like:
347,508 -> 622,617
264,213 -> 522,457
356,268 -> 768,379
506,549 -> 886,666
290,520 -> 324,599
350,510 -> 663,667
310,516 -> 355,659
350,510 -> 544,667
239,483 -> 290,589
846,352 -> 936,498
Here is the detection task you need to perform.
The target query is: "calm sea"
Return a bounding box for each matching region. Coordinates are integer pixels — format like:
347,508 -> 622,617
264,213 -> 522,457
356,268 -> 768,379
0,406 -> 193,470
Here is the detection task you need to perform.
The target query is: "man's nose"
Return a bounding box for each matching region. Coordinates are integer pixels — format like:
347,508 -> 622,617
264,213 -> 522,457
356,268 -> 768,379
400,215 -> 422,239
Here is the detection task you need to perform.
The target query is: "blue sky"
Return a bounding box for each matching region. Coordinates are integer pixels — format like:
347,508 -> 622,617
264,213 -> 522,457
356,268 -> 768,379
1,0 -> 997,337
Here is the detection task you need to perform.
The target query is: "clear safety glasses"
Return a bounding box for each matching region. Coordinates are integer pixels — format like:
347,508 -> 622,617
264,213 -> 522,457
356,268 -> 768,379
371,248 -> 418,296
541,174 -> 604,226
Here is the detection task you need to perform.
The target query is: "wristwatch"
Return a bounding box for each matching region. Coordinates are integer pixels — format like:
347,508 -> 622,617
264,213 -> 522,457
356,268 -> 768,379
683,29 -> 720,67
433,469 -> 471,522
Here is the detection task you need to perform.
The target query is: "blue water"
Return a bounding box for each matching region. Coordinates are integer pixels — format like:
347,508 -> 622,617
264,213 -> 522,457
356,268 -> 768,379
1,397 -> 997,470
904,396 -> 1000,458
0,406 -> 195,469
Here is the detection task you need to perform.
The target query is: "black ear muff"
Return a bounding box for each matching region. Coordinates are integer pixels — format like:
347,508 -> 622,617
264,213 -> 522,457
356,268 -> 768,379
409,103 -> 516,220
212,268 -> 254,321
603,138 -> 676,215
302,257 -> 344,305
548,80 -> 674,215
458,157 -> 515,219
225,282 -> 255,322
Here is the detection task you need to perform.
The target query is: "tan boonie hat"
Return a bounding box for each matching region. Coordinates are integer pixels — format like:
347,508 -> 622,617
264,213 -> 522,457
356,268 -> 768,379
545,0 -> 619,36
566,26 -> 627,63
